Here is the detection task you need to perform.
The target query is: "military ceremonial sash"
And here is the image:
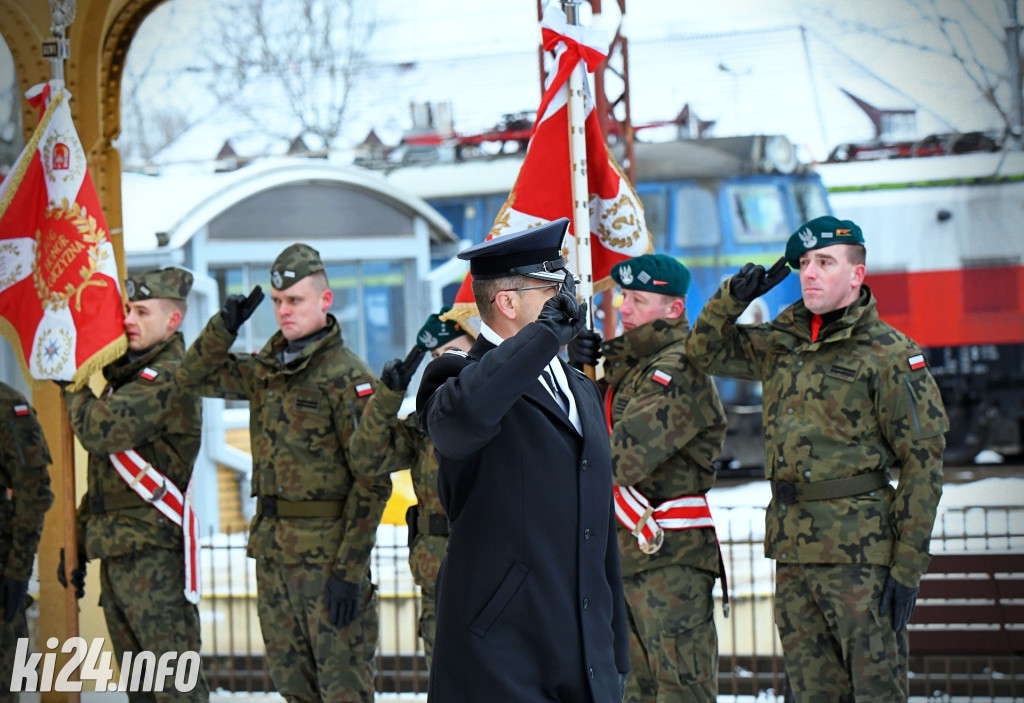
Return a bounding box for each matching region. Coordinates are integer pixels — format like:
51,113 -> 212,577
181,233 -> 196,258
612,485 -> 715,554
108,450 -> 200,604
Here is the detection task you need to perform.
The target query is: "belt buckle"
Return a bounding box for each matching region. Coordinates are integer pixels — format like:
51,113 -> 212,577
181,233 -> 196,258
261,496 -> 278,518
775,482 -> 797,504
639,527 -> 664,555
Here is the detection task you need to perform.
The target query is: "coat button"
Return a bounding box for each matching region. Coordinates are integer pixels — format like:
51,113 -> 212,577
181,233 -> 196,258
584,528 -> 591,540
583,597 -> 589,609
581,459 -> 588,471
589,667 -> 595,679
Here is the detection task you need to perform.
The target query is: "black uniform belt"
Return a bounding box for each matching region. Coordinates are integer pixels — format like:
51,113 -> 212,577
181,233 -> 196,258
771,470 -> 889,504
90,492 -> 146,513
416,512 -> 450,536
256,496 -> 344,518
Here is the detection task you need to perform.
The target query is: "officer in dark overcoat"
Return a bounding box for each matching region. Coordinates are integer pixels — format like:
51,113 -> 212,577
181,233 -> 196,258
416,218 -> 630,702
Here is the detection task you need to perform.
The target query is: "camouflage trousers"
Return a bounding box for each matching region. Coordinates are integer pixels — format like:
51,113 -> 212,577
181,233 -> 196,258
0,595 -> 29,703
409,534 -> 445,669
256,560 -> 378,703
622,564 -> 718,703
99,549 -> 209,703
775,563 -> 908,703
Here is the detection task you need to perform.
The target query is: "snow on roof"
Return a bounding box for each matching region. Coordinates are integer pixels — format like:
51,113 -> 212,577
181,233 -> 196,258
121,157 -> 456,253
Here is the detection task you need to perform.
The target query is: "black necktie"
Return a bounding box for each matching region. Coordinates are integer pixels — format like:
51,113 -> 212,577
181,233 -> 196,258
543,367 -> 569,415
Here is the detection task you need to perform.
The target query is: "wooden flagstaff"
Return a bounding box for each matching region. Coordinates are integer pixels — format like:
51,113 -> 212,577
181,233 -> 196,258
561,0 -> 597,380
44,3 -> 82,699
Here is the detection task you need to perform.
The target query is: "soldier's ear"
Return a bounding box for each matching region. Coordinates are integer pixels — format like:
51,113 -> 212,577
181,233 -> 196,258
493,290 -> 518,321
321,289 -> 334,312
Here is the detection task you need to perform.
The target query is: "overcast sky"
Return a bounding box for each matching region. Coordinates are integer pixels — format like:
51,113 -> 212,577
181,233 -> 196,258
2,0 -> 1013,164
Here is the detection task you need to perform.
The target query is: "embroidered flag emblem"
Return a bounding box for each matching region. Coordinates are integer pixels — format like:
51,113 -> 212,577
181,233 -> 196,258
356,382 -> 374,397
652,369 -> 672,386
908,354 -> 926,370
140,367 -> 158,380
14,404 -> 29,416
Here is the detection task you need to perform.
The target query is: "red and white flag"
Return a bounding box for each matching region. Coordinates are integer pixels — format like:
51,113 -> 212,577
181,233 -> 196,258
446,7 -> 652,327
0,83 -> 125,390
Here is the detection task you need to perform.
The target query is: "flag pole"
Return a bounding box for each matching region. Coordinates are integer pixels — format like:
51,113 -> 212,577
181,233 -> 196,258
43,3 -> 82,698
561,0 -> 597,378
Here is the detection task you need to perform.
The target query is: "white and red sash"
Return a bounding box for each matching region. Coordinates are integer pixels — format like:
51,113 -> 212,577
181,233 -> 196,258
108,449 -> 200,604
612,485 -> 715,554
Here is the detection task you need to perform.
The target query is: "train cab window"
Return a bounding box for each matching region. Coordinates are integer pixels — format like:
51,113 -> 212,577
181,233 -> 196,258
792,181 -> 830,223
674,186 -> 720,248
726,184 -> 789,243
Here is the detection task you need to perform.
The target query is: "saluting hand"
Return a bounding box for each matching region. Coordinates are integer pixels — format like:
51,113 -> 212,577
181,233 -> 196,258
536,270 -> 588,347
730,256 -> 790,302
381,345 -> 426,392
221,285 -> 265,334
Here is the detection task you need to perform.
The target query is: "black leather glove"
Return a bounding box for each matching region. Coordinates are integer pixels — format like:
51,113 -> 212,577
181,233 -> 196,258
880,573 -> 919,631
57,548 -> 87,600
535,271 -> 588,347
567,328 -> 602,370
730,256 -> 790,302
1,577 -> 28,623
221,285 -> 265,334
325,573 -> 361,628
381,346 -> 426,392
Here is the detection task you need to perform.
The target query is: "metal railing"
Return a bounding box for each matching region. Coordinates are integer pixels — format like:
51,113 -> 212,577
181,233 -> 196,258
196,504 -> 1024,698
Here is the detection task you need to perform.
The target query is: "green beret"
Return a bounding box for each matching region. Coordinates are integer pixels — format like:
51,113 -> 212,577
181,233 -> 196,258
785,216 -> 865,267
125,267 -> 193,301
416,306 -> 465,350
611,254 -> 690,296
271,243 -> 325,290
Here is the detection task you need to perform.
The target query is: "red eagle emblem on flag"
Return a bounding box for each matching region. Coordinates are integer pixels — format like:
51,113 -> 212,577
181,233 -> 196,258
0,83 -> 125,390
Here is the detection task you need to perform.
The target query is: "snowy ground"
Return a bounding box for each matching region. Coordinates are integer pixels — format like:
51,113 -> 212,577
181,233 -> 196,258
16,692 -> 1024,702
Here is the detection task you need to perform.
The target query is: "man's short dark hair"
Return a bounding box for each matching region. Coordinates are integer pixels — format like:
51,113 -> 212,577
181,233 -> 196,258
473,275 -> 529,322
846,244 -> 866,267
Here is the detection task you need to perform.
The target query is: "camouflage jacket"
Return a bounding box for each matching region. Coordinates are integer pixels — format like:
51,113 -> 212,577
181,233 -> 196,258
65,333 -> 201,560
178,313 -> 391,582
599,315 -> 726,578
686,282 -> 948,587
349,384 -> 447,585
0,383 -> 54,580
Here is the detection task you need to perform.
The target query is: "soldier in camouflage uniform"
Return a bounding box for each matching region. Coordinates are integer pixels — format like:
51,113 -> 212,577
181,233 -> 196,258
685,216 -> 949,702
0,383 -> 54,703
177,244 -> 392,702
349,307 -> 472,667
569,254 -> 727,702
61,267 -> 209,702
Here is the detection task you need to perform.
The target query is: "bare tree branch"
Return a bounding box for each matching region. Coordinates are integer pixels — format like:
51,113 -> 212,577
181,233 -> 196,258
812,0 -> 1017,135
202,0 -> 378,151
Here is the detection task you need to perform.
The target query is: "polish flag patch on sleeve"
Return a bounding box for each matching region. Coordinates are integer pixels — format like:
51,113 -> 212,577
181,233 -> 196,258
355,382 -> 374,397
651,369 -> 672,386
14,404 -> 30,416
140,367 -> 158,381
908,354 -> 927,370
